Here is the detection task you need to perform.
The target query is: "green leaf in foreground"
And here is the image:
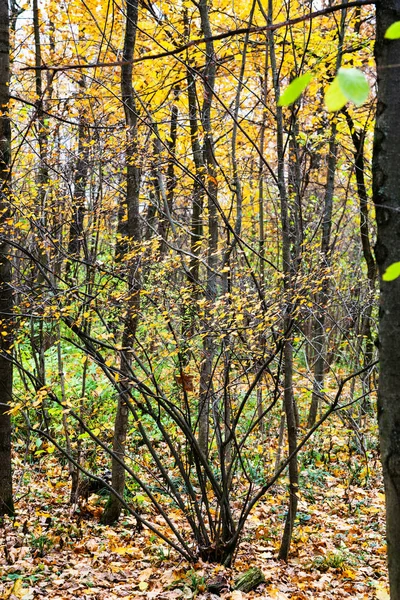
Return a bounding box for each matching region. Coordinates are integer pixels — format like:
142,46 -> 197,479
278,72 -> 313,106
385,21 -> 400,39
382,262 -> 400,281
325,68 -> 369,112
337,68 -> 369,106
325,77 -> 347,112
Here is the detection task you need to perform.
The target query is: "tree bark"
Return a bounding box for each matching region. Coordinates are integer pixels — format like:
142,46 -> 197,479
265,0 -> 298,561
307,10 -> 346,429
184,9 -> 204,288
374,1 -> 400,596
344,108 -> 376,409
158,87 -> 179,255
66,78 -> 89,273
197,0 -> 218,457
102,0 -> 140,525
0,0 -> 13,517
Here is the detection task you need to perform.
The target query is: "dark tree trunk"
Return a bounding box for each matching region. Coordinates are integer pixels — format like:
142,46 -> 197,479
66,82 -> 89,272
307,10 -> 346,428
102,0 -> 140,525
374,1 -> 400,596
306,127 -> 337,428
158,87 -> 179,255
344,108 -> 376,406
184,16 -> 204,287
0,0 -> 13,517
197,0 -> 218,457
266,0 -> 298,560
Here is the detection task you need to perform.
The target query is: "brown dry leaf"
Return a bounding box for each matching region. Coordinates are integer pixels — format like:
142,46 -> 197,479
85,538 -> 99,553
8,547 -> 30,563
139,567 -> 154,582
228,592 -> 243,600
146,591 -> 163,599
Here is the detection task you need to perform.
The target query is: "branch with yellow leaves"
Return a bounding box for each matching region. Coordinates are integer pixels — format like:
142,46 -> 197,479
21,0 -> 374,72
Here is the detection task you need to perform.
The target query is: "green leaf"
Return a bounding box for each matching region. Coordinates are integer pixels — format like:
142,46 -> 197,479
385,21 -> 400,39
337,68 -> 369,106
325,68 -> 370,112
382,262 -> 400,281
278,72 -> 313,106
325,77 -> 347,112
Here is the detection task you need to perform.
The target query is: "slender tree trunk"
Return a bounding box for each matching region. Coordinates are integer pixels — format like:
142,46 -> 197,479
344,108 -> 376,409
307,11 -> 346,428
258,42 -> 268,289
0,0 -> 13,517
185,32 -> 204,286
197,0 -> 218,457
33,0 -> 48,229
102,0 -> 140,525
30,2 -> 55,434
184,5 -> 205,334
306,127 -> 337,428
158,87 -> 179,255
66,78 -> 89,274
265,0 -> 298,560
256,39 -> 269,435
373,2 -> 400,596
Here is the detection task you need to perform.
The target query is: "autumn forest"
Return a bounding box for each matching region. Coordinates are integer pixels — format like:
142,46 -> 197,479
0,0 -> 398,598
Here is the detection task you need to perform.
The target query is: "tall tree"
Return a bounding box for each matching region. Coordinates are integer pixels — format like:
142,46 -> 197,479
197,0 -> 218,457
266,0 -> 298,561
101,0 -> 141,525
0,0 -> 13,517
307,9 -> 346,428
374,0 -> 400,596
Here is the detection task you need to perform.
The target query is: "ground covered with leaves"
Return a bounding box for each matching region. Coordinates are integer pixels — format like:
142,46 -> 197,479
0,432 -> 389,600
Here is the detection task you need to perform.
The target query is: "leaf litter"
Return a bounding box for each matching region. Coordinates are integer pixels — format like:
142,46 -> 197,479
0,432 -> 388,600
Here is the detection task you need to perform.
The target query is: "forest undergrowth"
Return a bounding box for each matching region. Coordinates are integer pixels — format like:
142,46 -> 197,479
0,417 -> 388,600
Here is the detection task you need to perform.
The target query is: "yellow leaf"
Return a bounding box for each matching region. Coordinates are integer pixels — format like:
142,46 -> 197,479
138,581 -> 148,591
376,585 -> 390,600
113,546 -> 135,555
342,568 -> 356,579
6,579 -> 25,599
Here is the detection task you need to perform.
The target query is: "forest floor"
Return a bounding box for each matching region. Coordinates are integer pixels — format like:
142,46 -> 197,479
0,435 -> 389,600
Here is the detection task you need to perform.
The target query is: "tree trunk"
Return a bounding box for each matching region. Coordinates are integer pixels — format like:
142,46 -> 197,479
197,0 -> 218,457
66,78 -> 89,273
184,9 -> 204,288
0,0 -> 13,517
158,87 -> 179,255
266,0 -> 298,560
344,108 -> 376,410
102,0 -> 140,525
374,1 -> 400,596
307,10 -> 346,428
